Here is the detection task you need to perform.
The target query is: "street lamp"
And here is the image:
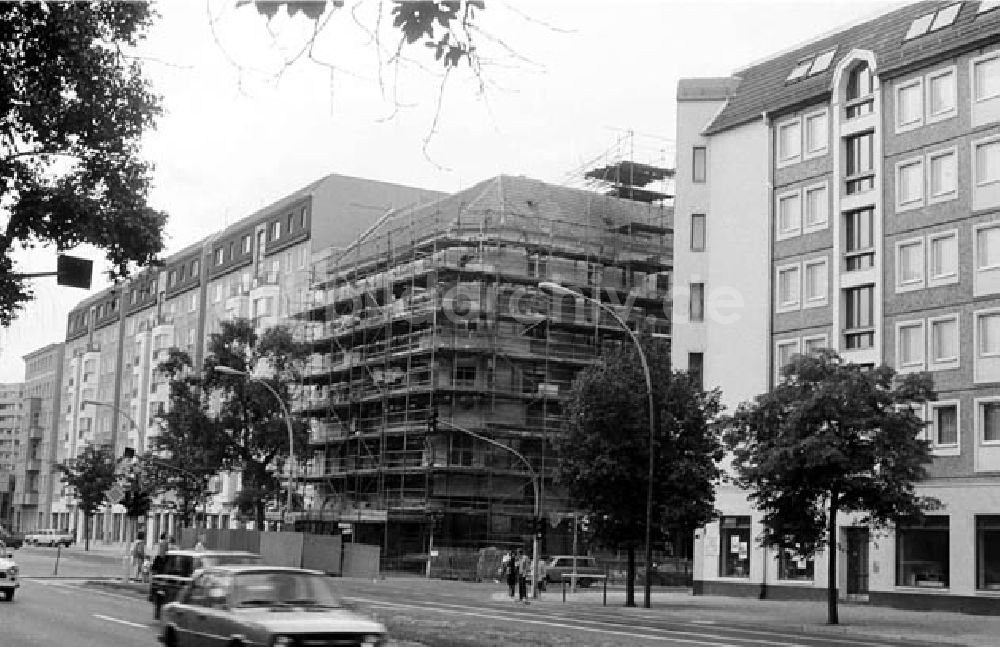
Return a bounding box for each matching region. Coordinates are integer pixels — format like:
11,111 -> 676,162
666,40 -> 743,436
437,419 -> 542,600
213,366 -> 296,528
538,281 -> 657,609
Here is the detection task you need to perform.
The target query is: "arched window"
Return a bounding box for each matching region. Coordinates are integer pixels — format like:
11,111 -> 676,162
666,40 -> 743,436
846,63 -> 874,118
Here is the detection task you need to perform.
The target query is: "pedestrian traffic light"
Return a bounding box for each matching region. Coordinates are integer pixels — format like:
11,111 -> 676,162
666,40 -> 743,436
427,405 -> 439,433
534,517 -> 546,541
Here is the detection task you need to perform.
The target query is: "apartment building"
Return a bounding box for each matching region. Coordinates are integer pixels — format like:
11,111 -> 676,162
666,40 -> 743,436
293,174 -> 672,560
0,383 -> 23,528
12,344 -> 65,532
673,1 -> 1000,612
53,173 -> 441,544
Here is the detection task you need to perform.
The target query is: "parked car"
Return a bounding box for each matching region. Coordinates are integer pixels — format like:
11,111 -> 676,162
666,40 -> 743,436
149,549 -> 262,619
0,526 -> 24,550
160,565 -> 386,647
543,555 -> 604,588
0,542 -> 19,601
25,528 -> 74,547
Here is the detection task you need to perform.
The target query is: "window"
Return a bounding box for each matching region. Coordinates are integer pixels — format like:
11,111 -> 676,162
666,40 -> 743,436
980,1 -> 1000,14
692,147 -> 706,183
777,544 -> 814,581
167,270 -> 177,287
896,159 -> 924,210
287,213 -> 294,233
930,3 -> 961,30
974,54 -> 1000,102
896,516 -> 949,588
689,282 -> 705,322
928,150 -> 957,200
844,208 -> 874,271
241,235 -> 251,254
777,265 -> 800,311
688,352 -> 704,391
803,334 -> 828,355
845,132 -> 875,194
253,297 -> 272,318
270,221 -> 281,240
927,68 -> 956,121
188,293 -> 197,312
300,205 -> 309,227
455,365 -> 477,387
190,260 -> 199,277
214,248 -> 224,265
896,80 -> 924,131
777,192 -> 801,238
213,283 -> 223,303
979,313 -> 1000,356
719,516 -> 751,578
777,120 -> 801,165
904,13 -> 935,40
786,59 -> 812,82
844,285 -> 874,349
983,400 -> 1000,443
804,110 -> 827,156
809,50 -> 835,75
897,321 -> 925,370
804,259 -> 827,305
905,4 -> 961,40
776,339 -> 800,380
846,64 -> 874,118
786,50 -> 835,82
977,224 -> 1000,269
896,239 -> 924,291
975,139 -> 1000,186
186,329 -> 196,347
931,403 -> 959,447
804,184 -> 828,231
690,214 -> 706,251
929,232 -> 958,285
930,316 -> 959,368
976,516 -> 1000,591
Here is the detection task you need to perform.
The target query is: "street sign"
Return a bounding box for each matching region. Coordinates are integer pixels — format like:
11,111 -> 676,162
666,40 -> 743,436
105,484 -> 124,506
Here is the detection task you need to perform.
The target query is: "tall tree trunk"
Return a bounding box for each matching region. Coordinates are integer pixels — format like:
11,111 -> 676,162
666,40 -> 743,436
626,545 -> 636,607
84,514 -> 90,552
255,500 -> 265,531
827,490 -> 839,625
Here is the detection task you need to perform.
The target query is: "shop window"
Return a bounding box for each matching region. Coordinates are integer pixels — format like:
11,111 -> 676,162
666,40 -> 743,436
719,516 -> 751,578
896,516 -> 949,588
976,515 -> 1000,590
777,544 -> 814,581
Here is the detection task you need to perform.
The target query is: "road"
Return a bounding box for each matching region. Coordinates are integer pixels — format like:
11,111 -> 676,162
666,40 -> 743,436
0,574 -> 931,647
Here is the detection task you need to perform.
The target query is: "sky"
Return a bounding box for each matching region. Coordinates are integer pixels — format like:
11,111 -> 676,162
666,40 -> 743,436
0,0 -> 903,382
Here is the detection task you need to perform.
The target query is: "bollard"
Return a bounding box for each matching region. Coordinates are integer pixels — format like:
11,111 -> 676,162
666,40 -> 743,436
53,544 -> 61,576
562,577 -> 566,603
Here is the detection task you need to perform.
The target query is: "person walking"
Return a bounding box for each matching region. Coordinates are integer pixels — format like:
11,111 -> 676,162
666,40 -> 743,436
517,549 -> 531,604
131,533 -> 146,582
505,550 -> 518,599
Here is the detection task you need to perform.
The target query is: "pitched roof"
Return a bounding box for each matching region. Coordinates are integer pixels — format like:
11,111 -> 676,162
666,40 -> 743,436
705,1 -> 1000,135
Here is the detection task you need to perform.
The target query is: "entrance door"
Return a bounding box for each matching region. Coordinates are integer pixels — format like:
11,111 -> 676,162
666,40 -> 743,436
845,527 -> 869,595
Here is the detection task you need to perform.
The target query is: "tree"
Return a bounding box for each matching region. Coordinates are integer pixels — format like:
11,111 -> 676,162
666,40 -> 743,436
724,350 -> 939,625
201,318 -> 309,530
56,444 -> 116,551
558,338 -> 724,607
0,3 -> 167,324
151,349 -> 226,529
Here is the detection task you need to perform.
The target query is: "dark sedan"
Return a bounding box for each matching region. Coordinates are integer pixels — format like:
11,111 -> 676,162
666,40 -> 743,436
149,549 -> 262,618
160,565 -> 386,647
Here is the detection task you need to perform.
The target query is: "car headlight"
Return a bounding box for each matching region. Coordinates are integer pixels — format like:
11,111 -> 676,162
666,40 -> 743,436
271,636 -> 295,647
362,635 -> 385,647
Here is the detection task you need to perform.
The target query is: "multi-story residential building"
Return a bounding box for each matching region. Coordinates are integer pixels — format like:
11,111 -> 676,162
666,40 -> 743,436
293,174 -> 672,560
12,344 -> 65,532
674,0 -> 1000,612
0,383 -> 24,528
53,173 -> 442,544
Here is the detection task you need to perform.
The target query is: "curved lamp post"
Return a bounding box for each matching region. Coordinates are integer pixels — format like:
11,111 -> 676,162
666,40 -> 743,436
213,366 -> 296,528
438,418 -> 541,600
538,281 -> 657,609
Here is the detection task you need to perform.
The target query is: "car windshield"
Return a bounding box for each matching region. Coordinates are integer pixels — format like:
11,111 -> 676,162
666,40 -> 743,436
231,572 -> 343,608
201,554 -> 261,568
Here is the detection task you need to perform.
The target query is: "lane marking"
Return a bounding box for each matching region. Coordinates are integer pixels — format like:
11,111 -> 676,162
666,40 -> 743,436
93,613 -> 149,630
355,597 -> 765,646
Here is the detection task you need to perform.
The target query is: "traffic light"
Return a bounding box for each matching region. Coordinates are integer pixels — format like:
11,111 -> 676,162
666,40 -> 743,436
427,405 -> 439,433
533,517 -> 546,541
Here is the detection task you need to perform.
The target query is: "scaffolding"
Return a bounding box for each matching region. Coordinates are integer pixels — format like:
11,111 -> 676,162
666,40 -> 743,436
291,175 -> 672,568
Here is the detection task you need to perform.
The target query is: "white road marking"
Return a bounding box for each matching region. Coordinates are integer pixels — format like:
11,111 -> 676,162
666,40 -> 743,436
352,597 -> 773,646
93,613 -> 148,629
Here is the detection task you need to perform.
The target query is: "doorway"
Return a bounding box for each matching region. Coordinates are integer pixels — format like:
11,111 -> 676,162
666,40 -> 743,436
845,527 -> 869,597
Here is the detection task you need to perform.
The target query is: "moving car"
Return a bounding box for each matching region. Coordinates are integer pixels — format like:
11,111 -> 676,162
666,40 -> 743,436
543,555 -> 604,588
0,543 -> 19,601
25,528 -> 74,547
0,526 -> 24,550
149,549 -> 262,619
160,565 -> 386,647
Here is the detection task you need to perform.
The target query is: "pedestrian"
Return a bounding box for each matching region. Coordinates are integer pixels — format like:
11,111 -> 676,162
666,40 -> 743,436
517,549 -> 531,603
505,550 -> 518,598
132,532 -> 146,582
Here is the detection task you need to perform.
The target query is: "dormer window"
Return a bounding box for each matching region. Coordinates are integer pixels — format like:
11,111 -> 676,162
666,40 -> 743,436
905,3 -> 962,40
785,49 -> 837,83
846,63 -> 874,119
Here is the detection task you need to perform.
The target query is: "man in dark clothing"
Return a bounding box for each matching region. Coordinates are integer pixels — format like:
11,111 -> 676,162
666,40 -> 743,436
506,550 -> 518,598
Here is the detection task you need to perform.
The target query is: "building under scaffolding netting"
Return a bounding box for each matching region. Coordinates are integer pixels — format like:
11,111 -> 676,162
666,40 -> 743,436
291,174 -> 672,570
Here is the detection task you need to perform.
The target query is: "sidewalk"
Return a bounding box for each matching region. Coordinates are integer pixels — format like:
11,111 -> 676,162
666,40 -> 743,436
488,584 -> 998,647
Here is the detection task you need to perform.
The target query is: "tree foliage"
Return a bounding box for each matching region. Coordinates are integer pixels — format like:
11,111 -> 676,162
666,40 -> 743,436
56,444 -> 116,551
558,338 -> 724,606
201,318 -> 309,530
150,349 -> 227,528
0,3 -> 167,324
724,350 -> 939,624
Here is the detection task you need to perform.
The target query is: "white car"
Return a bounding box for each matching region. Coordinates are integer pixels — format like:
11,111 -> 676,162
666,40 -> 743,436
0,544 -> 19,601
25,528 -> 74,547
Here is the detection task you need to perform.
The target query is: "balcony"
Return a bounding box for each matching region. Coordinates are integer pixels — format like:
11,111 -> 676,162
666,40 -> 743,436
26,426 -> 43,440
17,492 -> 39,506
25,458 -> 42,472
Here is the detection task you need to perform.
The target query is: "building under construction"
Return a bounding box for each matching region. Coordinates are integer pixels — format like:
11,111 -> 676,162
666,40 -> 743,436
292,174 -> 672,565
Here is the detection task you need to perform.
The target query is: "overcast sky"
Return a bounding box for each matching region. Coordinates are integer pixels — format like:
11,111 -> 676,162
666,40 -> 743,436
0,0 -> 901,382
